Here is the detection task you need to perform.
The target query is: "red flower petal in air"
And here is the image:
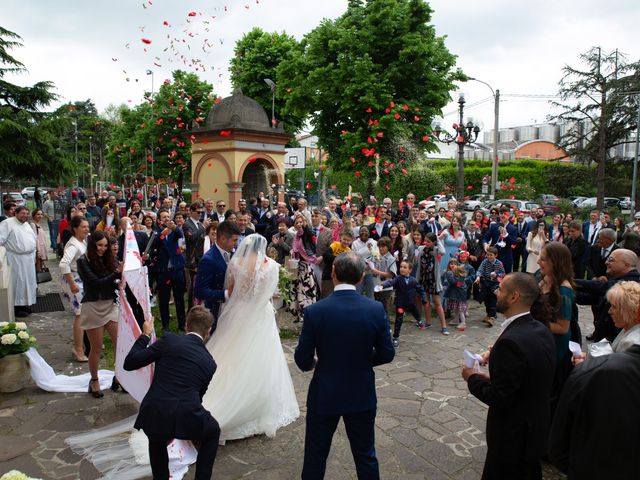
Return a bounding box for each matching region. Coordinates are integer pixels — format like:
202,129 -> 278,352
306,183 -> 311,189
141,38 -> 152,44
220,130 -> 231,136
188,11 -> 197,16
214,188 -> 218,193
207,163 -> 212,167
248,157 -> 257,163
163,20 -> 169,26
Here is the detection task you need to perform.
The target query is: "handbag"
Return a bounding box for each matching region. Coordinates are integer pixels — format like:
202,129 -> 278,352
36,263 -> 53,284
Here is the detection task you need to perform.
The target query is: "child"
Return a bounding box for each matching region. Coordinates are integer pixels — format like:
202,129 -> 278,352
441,259 -> 474,331
377,260 -> 428,348
458,250 -> 476,300
370,237 -> 397,312
321,231 -> 353,298
416,232 -> 449,335
474,246 -> 506,327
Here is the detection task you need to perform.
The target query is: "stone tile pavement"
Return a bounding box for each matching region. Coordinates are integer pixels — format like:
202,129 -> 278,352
0,247 -> 575,479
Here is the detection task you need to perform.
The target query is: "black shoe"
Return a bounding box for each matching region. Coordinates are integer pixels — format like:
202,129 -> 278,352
14,307 -> 28,318
23,306 -> 32,314
88,378 -> 104,398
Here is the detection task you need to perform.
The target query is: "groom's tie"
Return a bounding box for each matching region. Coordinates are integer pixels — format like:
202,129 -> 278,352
223,251 -> 230,264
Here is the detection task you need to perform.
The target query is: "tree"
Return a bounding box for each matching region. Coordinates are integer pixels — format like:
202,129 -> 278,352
107,70 -> 215,191
230,28 -> 303,134
552,47 -> 640,209
0,26 -> 77,181
278,0 -> 464,194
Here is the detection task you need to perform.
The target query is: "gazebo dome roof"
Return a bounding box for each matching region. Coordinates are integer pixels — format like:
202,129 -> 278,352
205,89 -> 278,132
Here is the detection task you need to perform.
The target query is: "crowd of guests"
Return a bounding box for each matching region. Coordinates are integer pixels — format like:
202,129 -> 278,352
3,187 -> 640,476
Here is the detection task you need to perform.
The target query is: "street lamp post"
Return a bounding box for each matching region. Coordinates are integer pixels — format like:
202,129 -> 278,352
469,78 -> 500,200
433,93 -> 481,200
264,78 -> 276,127
146,69 -> 156,197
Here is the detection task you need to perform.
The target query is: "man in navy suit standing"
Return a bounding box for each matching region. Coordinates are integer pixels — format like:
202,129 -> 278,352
483,206 -> 517,273
194,221 -> 240,332
124,306 -> 220,480
295,251 -> 395,479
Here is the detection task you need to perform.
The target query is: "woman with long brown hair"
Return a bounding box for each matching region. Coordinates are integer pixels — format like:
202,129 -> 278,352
537,242 -> 579,416
77,231 -> 123,398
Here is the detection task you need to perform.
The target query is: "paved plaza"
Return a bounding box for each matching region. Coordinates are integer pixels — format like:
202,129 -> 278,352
0,253 -> 572,479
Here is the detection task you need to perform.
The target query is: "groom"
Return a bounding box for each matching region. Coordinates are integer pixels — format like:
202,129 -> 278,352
195,221 -> 241,331
295,251 -> 395,479
124,306 -> 220,480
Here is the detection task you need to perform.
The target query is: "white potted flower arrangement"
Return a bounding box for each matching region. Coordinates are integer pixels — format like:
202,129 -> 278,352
0,470 -> 43,480
0,321 -> 37,393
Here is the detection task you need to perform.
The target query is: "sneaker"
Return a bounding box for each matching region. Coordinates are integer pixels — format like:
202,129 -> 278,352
150,295 -> 157,308
418,321 -> 426,330
441,328 -> 450,336
392,338 -> 399,348
424,322 -> 432,328
485,317 -> 495,327
457,324 -> 466,332
481,316 -> 491,325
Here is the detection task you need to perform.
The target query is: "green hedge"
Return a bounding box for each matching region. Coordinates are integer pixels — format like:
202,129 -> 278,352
285,159 -> 636,203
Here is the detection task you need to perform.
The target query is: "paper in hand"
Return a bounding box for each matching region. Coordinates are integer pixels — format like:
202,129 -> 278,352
464,349 -> 483,371
568,341 -> 583,358
373,285 -> 383,293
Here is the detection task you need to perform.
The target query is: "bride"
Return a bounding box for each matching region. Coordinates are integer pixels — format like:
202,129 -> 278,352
67,234 -> 299,478
203,233 -> 299,442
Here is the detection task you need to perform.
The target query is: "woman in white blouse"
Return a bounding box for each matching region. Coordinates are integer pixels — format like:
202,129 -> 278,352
59,216 -> 90,362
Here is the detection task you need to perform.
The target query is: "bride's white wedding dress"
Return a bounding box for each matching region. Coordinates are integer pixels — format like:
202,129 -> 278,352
203,237 -> 300,442
67,234 -> 299,479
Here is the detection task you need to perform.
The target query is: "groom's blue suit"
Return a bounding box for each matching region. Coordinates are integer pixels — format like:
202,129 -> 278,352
295,287 -> 395,479
194,245 -> 227,331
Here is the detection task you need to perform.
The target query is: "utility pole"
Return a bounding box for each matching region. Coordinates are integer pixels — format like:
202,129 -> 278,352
491,90 -> 500,200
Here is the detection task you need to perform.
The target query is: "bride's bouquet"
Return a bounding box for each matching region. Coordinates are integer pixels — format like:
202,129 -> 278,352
278,265 -> 294,306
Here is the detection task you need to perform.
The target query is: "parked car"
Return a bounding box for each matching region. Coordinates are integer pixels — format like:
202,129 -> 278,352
422,194 -> 457,211
481,199 -> 539,215
569,196 -> 587,207
463,194 -> 489,211
536,194 -> 562,215
6,192 -> 26,207
576,197 -> 621,211
21,187 -> 35,199
619,197 -> 631,210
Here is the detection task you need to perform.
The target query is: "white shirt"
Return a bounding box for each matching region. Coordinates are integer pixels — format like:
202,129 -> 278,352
215,242 -> 230,264
187,331 -> 204,341
500,311 -> 530,333
601,244 -> 613,260
588,222 -> 601,244
59,236 -> 87,274
334,284 -> 356,291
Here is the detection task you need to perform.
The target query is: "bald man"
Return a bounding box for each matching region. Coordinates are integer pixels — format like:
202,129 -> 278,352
575,248 -> 640,342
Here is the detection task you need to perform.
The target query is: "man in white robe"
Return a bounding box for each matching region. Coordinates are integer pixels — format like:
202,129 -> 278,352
0,206 -> 37,317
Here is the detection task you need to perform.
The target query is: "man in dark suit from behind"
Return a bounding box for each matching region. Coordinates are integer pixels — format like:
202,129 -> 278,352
549,343 -> 640,479
295,251 -> 395,479
462,272 -> 556,480
124,306 -> 220,480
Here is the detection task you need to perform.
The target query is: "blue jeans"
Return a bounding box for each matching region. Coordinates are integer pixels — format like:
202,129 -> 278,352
48,220 -> 59,250
356,273 -> 375,299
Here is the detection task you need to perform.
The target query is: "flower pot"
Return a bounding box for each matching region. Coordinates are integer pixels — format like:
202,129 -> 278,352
0,353 -> 29,393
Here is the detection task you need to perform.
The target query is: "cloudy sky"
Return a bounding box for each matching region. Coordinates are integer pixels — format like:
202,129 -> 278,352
4,0 -> 639,132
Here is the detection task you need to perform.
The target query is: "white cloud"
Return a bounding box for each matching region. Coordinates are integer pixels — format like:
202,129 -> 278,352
3,0 -> 638,132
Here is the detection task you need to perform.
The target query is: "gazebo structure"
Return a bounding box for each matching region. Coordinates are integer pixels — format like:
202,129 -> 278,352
190,89 -> 291,207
